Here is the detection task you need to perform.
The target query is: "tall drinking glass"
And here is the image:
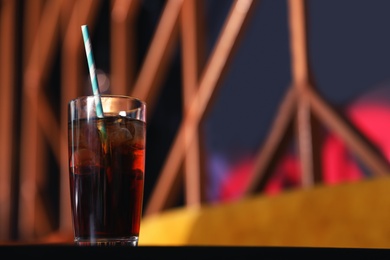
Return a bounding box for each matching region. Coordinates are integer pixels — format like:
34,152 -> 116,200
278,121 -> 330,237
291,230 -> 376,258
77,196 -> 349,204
68,95 -> 146,246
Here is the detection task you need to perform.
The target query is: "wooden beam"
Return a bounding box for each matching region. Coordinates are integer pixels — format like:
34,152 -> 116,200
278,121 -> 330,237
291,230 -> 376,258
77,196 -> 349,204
19,0 -> 65,240
180,0 -> 206,208
244,87 -> 297,194
306,87 -> 390,176
110,0 -> 140,95
0,0 -> 16,240
288,0 -> 320,186
145,0 -> 257,216
131,0 -> 183,114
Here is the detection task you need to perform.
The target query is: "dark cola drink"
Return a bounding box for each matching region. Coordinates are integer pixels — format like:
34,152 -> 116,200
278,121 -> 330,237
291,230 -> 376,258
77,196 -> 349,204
68,115 -> 145,246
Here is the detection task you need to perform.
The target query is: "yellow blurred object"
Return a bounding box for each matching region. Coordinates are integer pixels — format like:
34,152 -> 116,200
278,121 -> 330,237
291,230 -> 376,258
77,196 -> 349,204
139,176 -> 390,248
140,206 -> 201,246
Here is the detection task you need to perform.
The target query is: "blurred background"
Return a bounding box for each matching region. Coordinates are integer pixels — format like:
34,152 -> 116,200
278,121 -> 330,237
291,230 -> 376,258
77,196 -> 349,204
2,0 -> 390,246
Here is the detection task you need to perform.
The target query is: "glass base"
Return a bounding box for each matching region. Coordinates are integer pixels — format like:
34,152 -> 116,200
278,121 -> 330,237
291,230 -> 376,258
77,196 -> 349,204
74,236 -> 139,246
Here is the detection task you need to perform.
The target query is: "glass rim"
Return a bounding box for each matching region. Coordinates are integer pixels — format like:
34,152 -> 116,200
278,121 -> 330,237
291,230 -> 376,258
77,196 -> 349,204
68,94 -> 146,106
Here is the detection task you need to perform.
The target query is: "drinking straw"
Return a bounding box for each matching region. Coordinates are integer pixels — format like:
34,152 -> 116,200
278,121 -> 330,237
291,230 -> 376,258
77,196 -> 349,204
81,24 -> 104,118
81,24 -> 108,152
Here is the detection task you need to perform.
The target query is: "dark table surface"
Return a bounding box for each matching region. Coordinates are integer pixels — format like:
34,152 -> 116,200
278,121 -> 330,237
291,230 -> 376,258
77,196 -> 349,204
1,244 -> 390,258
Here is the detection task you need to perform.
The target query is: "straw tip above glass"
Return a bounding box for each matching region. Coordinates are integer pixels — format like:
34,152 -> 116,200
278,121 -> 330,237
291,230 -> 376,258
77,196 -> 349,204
81,24 -> 105,118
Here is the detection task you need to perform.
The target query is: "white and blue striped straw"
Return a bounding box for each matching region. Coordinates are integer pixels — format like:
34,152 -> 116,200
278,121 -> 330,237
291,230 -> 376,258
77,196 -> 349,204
81,24 -> 104,118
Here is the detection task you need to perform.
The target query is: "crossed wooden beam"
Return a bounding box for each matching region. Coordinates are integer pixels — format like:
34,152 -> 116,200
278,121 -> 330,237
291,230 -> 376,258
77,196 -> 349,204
244,0 -> 390,195
144,0 -> 390,216
144,0 -> 258,215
